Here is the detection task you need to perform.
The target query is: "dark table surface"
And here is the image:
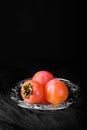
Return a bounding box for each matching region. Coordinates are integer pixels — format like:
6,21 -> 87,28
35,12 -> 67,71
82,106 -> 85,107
0,58 -> 86,130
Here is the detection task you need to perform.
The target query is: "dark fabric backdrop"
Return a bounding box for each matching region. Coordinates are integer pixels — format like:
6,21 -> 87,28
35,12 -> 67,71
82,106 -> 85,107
0,1 -> 86,130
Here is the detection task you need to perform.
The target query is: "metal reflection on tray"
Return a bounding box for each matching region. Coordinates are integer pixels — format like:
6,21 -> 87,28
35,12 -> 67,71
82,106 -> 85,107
10,78 -> 80,110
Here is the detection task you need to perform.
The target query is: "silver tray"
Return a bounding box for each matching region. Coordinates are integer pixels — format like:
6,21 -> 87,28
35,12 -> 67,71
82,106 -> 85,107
10,78 -> 80,110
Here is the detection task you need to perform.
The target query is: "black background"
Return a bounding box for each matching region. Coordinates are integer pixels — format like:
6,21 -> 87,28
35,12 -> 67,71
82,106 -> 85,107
0,1 -> 85,93
0,1 -> 86,130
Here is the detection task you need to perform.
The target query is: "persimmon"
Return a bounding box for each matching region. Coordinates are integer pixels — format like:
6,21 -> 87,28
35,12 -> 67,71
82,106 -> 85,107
20,80 -> 45,104
32,70 -> 55,87
44,78 -> 69,105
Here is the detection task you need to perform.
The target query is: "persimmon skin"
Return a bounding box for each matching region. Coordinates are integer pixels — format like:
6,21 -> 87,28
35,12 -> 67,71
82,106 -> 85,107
21,80 -> 45,104
32,70 -> 55,87
45,78 -> 69,105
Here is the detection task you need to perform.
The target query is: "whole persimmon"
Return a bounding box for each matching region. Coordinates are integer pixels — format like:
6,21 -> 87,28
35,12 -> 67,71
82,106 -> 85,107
21,80 -> 45,104
44,78 -> 69,105
32,70 -> 55,87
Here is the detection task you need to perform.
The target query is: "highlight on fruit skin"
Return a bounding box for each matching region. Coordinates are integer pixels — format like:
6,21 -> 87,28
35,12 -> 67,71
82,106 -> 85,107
32,70 -> 55,86
44,78 -> 69,105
